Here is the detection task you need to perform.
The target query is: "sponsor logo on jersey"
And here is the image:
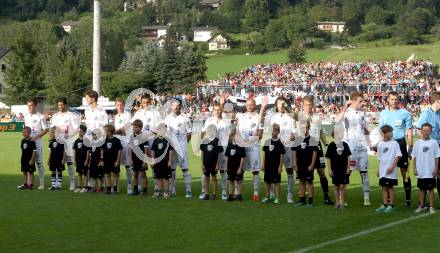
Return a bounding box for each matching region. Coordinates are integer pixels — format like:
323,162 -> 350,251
158,143 -> 163,150
423,147 -> 429,152
107,142 -> 112,149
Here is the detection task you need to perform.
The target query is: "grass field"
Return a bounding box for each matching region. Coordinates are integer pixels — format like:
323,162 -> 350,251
206,43 -> 440,80
1,132 -> 439,253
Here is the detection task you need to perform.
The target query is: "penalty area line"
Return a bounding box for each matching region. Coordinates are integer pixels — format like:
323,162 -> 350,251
290,213 -> 433,253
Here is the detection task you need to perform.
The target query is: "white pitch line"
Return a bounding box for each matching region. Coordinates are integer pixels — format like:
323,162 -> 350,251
291,213 -> 433,253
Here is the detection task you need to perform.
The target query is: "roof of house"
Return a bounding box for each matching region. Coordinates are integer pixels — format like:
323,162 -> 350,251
61,20 -> 80,26
208,32 -> 230,42
0,47 -> 11,59
193,26 -> 219,32
200,0 -> 223,4
142,25 -> 169,30
316,21 -> 346,25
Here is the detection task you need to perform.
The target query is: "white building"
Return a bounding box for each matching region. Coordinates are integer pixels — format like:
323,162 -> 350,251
193,26 -> 219,42
316,21 -> 345,33
142,25 -> 169,39
200,0 -> 223,10
208,33 -> 230,51
0,47 -> 11,100
61,20 -> 80,33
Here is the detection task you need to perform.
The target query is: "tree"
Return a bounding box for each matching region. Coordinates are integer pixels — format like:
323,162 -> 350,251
44,36 -> 91,105
431,23 -> 440,39
4,34 -> 45,104
244,0 -> 270,31
308,4 -> 327,22
287,41 -> 306,64
395,8 -> 436,44
365,5 -> 388,25
247,31 -> 267,54
345,18 -> 361,36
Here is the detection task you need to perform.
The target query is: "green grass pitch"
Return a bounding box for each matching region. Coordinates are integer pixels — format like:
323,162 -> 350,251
0,132 -> 439,253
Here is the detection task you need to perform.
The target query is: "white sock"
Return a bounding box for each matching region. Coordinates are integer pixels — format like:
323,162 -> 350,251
221,173 -> 227,194
200,174 -> 206,194
253,174 -> 260,195
125,166 -> 132,190
287,174 -> 294,196
269,184 -> 275,198
183,170 -> 192,193
37,161 -> 45,187
154,178 -> 158,191
360,172 -> 370,199
234,181 -> 239,195
68,164 -> 75,187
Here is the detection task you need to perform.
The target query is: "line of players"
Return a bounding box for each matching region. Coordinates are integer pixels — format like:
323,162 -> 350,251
18,90 -> 440,209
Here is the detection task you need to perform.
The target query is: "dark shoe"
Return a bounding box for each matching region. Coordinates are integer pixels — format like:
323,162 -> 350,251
226,194 -> 234,201
324,199 -> 335,205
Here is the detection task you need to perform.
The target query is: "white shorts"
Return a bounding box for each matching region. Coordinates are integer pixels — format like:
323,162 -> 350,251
244,146 -> 261,172
172,148 -> 189,170
283,146 -> 293,169
349,148 -> 368,172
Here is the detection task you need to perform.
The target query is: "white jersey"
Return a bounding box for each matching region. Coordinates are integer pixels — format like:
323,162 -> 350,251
131,109 -> 160,134
164,113 -> 192,146
413,139 -> 440,178
24,112 -> 48,138
114,111 -> 131,143
270,112 -> 295,146
50,111 -> 80,156
343,107 -> 368,150
84,106 -> 108,134
377,140 -> 402,180
237,112 -> 260,147
202,116 -> 231,147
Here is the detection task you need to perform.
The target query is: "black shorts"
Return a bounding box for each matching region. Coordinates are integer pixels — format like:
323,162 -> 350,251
332,174 -> 350,185
264,169 -> 281,183
89,165 -> 104,179
396,139 -> 409,169
154,166 -> 172,179
227,168 -> 243,181
203,166 -> 218,177
132,161 -> 147,172
379,177 -> 398,187
315,142 -> 326,169
417,178 -> 436,191
297,167 -> 314,183
49,164 -> 65,172
21,162 -> 36,173
104,164 -> 120,174
76,164 -> 88,174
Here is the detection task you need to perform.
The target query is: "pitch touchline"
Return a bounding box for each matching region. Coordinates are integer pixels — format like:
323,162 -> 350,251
290,213 -> 433,253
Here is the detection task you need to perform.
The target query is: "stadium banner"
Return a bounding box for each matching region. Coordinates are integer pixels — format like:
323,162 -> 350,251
0,122 -> 24,132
